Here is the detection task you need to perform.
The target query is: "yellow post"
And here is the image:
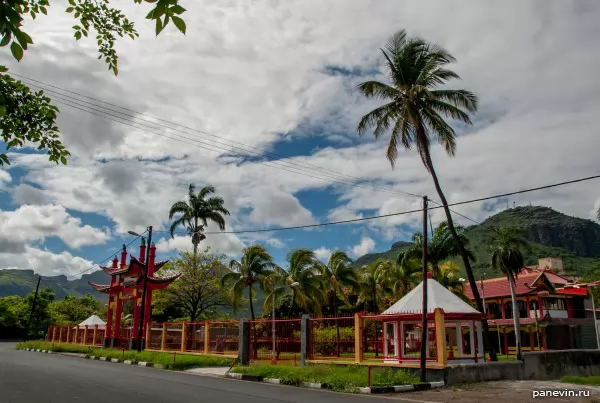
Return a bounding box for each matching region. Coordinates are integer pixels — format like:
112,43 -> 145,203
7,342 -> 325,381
204,321 -> 210,354
161,323 -> 167,351
83,325 -> 88,345
181,323 -> 187,352
66,326 -> 70,344
354,313 -> 364,363
434,308 -> 447,367
74,327 -> 78,344
93,325 -> 98,346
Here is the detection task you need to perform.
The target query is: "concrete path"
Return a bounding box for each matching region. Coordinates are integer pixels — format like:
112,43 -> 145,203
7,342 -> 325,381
184,366 -> 230,376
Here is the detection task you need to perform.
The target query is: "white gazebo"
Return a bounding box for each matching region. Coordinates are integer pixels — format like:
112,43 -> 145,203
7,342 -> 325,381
380,273 -> 485,365
74,314 -> 106,330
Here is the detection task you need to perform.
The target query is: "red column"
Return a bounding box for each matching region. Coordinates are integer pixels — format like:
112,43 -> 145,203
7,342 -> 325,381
538,295 -> 544,317
501,298 -> 506,319
566,298 -> 574,318
112,246 -> 127,344
130,238 -> 146,348
142,243 -> 157,345
541,327 -> 547,350
104,295 -> 114,346
525,296 -> 530,318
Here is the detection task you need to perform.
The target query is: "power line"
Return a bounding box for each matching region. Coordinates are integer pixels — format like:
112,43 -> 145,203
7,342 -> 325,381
40,231 -> 146,282
154,174 -> 600,235
10,73 -> 423,200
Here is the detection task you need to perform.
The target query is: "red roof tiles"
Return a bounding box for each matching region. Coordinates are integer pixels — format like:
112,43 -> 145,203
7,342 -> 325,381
464,269 -> 570,300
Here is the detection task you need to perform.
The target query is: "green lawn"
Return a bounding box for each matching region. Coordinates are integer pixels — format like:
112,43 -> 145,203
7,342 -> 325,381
17,340 -> 234,370
561,375 -> 600,386
232,364 -> 419,393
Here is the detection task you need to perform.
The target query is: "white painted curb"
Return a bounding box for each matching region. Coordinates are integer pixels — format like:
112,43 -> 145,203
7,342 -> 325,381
302,382 -> 325,389
227,373 -> 243,380
264,378 -> 281,384
138,362 -> 153,367
110,358 -> 120,363
124,360 -> 136,365
99,357 -> 108,361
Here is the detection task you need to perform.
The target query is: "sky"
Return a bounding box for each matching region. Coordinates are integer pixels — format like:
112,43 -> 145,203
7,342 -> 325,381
0,0 -> 599,280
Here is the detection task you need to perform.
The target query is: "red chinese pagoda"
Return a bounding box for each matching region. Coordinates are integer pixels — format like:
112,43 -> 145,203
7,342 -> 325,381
89,238 -> 180,349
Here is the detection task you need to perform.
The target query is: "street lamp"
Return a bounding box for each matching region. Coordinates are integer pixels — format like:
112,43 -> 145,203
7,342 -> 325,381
271,281 -> 300,364
127,226 -> 152,352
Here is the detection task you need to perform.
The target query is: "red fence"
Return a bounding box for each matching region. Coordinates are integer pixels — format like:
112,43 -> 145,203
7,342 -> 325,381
249,319 -> 301,361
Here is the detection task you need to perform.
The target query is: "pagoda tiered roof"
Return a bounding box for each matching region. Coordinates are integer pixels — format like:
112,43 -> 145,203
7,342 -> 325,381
88,281 -> 122,294
123,272 -> 181,290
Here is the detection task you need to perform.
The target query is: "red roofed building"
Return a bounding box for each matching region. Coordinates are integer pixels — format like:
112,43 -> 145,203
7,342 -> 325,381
464,258 -> 597,355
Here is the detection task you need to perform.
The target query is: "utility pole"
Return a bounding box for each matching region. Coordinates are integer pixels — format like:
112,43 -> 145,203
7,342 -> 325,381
25,275 -> 41,341
420,196 -> 428,383
137,226 -> 152,352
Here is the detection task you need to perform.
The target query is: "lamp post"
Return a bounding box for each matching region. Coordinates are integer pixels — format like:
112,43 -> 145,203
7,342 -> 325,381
128,227 -> 152,352
271,281 -> 300,364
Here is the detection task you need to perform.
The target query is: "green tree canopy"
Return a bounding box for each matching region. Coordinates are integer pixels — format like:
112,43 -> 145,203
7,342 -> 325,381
154,248 -> 230,322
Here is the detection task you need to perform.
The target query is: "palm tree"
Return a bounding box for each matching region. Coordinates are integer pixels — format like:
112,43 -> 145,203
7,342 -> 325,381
385,258 -> 421,300
356,29 -> 496,360
169,184 -> 230,256
398,221 -> 475,277
436,261 -> 469,302
220,244 -> 276,321
489,227 -> 529,360
319,250 -> 360,356
356,259 -> 392,313
320,251 -> 360,316
285,248 -> 327,316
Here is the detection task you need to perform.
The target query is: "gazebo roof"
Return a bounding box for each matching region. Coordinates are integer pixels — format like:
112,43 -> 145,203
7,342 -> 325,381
75,314 -> 106,329
382,276 -> 481,315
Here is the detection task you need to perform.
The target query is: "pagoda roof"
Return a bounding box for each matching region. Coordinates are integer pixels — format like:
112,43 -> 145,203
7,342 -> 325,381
88,281 -> 122,294
123,273 -> 181,289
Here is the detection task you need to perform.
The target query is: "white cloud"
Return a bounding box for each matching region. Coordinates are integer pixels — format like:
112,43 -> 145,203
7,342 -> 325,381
349,237 -> 376,258
314,246 -> 333,263
155,226 -> 245,258
0,204 -> 109,251
0,246 -> 94,279
0,0 -> 599,277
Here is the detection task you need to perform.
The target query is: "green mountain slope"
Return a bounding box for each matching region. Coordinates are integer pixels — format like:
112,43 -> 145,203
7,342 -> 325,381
351,206 -> 600,277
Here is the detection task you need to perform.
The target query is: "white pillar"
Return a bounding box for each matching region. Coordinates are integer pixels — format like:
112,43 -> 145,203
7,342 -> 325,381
469,321 -> 475,358
400,321 -> 405,358
477,322 -> 484,358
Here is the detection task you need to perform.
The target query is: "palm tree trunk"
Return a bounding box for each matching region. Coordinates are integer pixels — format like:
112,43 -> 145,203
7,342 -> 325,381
193,217 -> 199,258
248,286 -> 257,359
333,290 -> 341,357
420,139 -> 498,361
507,273 -> 522,360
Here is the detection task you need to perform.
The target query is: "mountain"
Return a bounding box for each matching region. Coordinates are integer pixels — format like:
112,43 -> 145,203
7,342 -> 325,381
0,269 -> 109,300
351,206 -> 600,277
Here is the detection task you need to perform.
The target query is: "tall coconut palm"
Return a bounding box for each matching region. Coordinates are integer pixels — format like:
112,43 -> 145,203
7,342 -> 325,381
356,259 -> 392,313
285,248 -> 327,315
220,244 -> 276,321
436,261 -> 469,302
398,221 -> 475,277
169,184 -> 230,256
356,29 -> 496,360
489,227 -> 529,360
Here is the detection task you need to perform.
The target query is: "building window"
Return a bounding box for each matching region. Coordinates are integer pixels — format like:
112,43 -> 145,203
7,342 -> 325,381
543,298 -> 565,310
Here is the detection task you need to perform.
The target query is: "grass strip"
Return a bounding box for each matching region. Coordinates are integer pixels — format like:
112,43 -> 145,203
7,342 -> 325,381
232,364 -> 419,393
560,375 -> 600,386
17,340 -> 233,370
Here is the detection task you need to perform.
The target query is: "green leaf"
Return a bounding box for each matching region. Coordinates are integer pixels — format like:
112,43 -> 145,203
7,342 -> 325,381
14,31 -> 33,50
0,106 -> 6,116
60,156 -> 67,165
68,0 -> 76,5
170,5 -> 187,15
145,9 -> 155,19
40,6 -> 47,15
155,17 -> 163,35
0,65 -> 8,73
10,42 -> 23,61
65,7 -> 74,13
0,34 -> 11,47
74,31 -> 82,40
172,16 -> 186,34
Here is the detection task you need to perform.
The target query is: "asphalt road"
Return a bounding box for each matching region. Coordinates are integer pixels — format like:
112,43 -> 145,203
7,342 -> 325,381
0,342 -> 400,403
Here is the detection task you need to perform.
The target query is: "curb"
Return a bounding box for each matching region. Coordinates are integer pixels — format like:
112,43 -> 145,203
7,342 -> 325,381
358,381 -> 445,394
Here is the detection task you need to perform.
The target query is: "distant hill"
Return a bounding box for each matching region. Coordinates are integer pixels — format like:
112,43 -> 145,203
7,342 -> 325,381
351,206 -> 600,277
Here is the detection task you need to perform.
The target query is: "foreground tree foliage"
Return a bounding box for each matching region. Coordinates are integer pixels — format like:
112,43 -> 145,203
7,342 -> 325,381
154,249 -> 230,322
0,0 -> 187,166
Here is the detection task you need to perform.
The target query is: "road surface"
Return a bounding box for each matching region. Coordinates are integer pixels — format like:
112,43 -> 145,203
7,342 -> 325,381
0,342 -> 397,403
